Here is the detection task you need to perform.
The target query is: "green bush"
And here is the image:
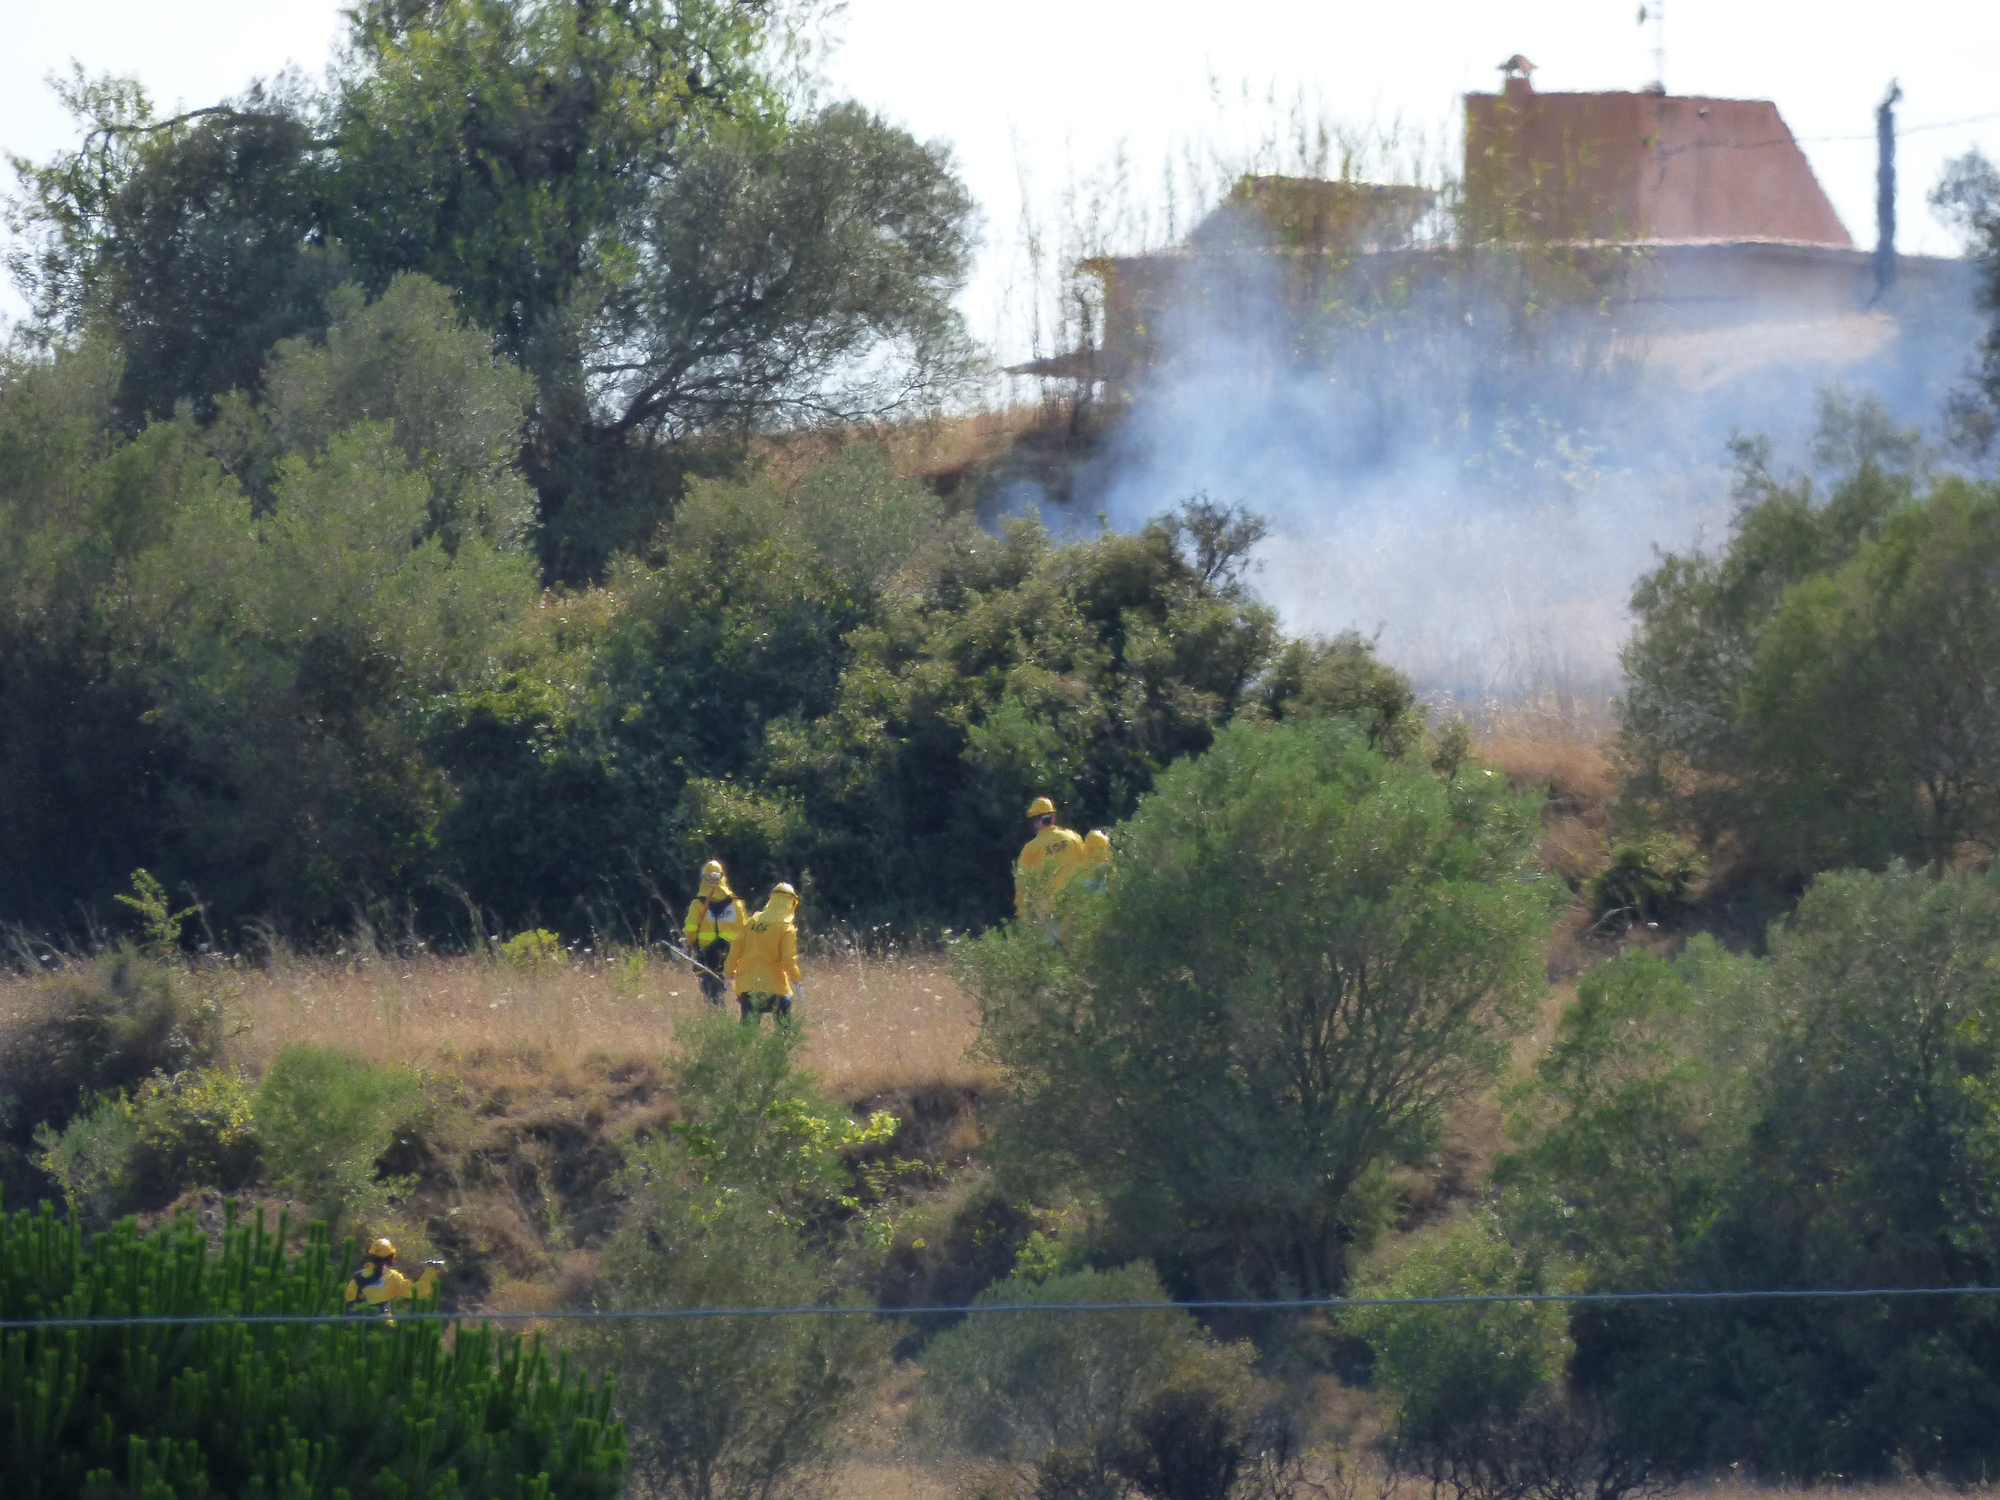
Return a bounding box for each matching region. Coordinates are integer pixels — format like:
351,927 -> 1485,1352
254,1045 -> 423,1229
1347,1211 -> 1570,1452
130,1066 -> 260,1201
1503,864 -> 2000,1482
916,1264 -> 1256,1472
587,1018 -> 899,1499
500,928 -> 567,967
1587,833 -> 1704,925
1620,400 -> 2000,879
24,1067 -> 258,1226
1,949 -> 222,1159
0,1199 -> 624,1498
30,1095 -> 140,1227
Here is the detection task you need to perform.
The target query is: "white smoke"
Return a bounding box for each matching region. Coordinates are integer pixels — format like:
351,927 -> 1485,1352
1027,258 -> 1981,722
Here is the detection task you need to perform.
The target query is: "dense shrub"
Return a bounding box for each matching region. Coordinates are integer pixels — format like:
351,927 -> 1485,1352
30,1095 -> 140,1228
588,1020 -> 900,1500
1587,834 -> 1704,926
0,1199 -> 624,1498
254,1045 -> 424,1230
1620,397 -> 2000,880
129,1066 -> 260,1202
0,949 -> 221,1158
1502,864 -> 2000,1482
918,1262 -> 1264,1500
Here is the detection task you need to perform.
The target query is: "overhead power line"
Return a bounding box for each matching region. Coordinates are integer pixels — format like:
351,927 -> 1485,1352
10,1283 -> 2000,1331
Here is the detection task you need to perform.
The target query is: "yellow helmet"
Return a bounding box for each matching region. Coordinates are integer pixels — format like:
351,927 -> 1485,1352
368,1236 -> 396,1260
1026,797 -> 1056,818
766,882 -> 799,919
700,859 -> 725,885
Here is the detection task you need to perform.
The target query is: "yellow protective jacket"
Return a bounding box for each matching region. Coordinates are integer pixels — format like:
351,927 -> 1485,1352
344,1260 -> 439,1316
1076,829 -> 1113,893
1015,825 -> 1085,916
682,885 -> 743,948
726,892 -> 802,998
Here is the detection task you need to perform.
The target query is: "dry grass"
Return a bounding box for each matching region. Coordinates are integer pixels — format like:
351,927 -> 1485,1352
753,406 -> 1058,498
202,943 -> 983,1100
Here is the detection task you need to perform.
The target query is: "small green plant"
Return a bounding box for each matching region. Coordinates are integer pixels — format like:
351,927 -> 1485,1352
253,1045 -> 422,1229
112,868 -> 201,957
500,927 -> 567,967
130,1067 -> 260,1200
1589,833 -> 1705,925
31,1095 -> 140,1226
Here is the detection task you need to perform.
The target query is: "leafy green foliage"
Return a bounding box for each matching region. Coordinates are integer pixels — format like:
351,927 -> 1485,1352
31,1096 -> 140,1228
1503,865 -> 2000,1481
129,1066 -> 261,1202
587,101 -> 976,441
1616,396 -> 2000,879
1738,476 -> 2000,871
966,716 -> 1552,1297
0,1200 -> 624,1498
27,1065 -> 260,1227
917,1263 -> 1259,1485
0,281 -> 541,939
588,1019 -> 898,1499
213,272 -> 539,549
0,950 -> 223,1160
326,0 -> 774,365
1348,1211 -> 1570,1454
5,72 -> 343,426
112,868 -> 199,956
1586,834 -> 1704,926
500,929 -> 567,968
254,1045 -> 424,1230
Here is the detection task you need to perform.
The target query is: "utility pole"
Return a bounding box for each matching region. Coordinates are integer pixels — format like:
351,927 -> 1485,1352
1875,80 -> 1902,304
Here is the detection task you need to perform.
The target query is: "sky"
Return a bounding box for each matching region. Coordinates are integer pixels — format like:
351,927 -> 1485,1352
3,0 -> 1996,357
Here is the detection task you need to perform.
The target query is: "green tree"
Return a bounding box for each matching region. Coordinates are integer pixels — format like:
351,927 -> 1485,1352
1617,395 -> 1929,876
215,272 -> 539,549
1739,475 -> 2000,871
1502,865 -> 2000,1482
964,716 -> 1551,1297
586,102 -> 975,442
132,421 -> 535,928
1496,939 -> 1770,1288
5,72 -> 342,426
326,0 -> 776,367
0,344 -> 217,932
750,496 -> 1295,928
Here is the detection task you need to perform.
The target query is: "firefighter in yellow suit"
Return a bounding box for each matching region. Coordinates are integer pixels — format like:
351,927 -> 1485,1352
681,859 -> 743,1006
727,883 -> 802,1025
1015,797 -> 1086,925
343,1236 -> 443,1323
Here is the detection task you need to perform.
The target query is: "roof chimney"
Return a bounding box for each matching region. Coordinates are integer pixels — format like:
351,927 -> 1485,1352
1874,79 -> 1902,303
1500,55 -> 1535,102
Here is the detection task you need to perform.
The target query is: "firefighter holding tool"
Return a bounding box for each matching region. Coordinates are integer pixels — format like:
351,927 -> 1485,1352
344,1236 -> 444,1323
682,859 -> 743,1006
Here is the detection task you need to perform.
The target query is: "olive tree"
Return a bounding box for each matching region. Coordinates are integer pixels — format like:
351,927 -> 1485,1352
963,716 -> 1552,1297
